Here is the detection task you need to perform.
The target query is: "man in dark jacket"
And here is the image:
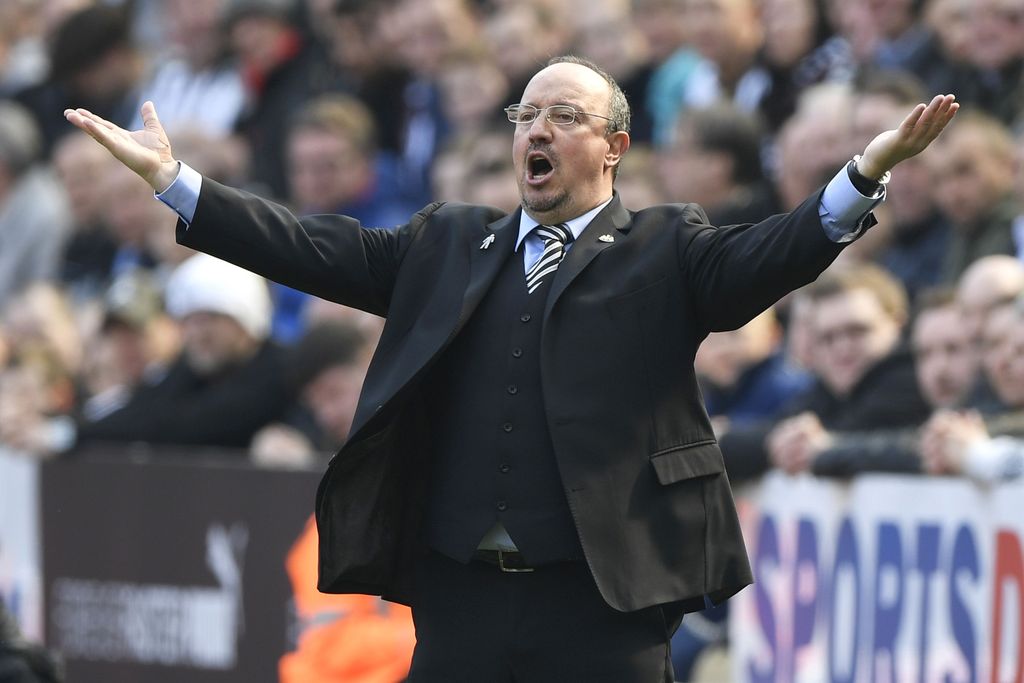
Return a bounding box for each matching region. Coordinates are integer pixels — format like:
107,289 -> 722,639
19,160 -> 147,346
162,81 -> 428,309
722,263 -> 932,480
65,56 -> 957,681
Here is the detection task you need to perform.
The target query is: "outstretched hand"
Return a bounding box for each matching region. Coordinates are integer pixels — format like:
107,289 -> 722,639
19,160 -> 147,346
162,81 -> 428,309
64,101 -> 179,192
856,94 -> 959,180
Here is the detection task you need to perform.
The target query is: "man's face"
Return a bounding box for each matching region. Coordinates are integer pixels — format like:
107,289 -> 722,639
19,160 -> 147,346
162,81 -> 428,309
180,311 -> 255,376
512,63 -> 626,224
911,305 -> 978,408
305,363 -> 368,442
969,0 -> 1024,70
980,304 -> 1021,405
932,127 -> 1014,229
1005,318 -> 1024,407
288,128 -> 368,212
813,288 -> 901,396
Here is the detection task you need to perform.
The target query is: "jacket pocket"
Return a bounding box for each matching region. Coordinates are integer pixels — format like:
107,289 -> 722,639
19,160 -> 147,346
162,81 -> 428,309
649,441 -> 724,485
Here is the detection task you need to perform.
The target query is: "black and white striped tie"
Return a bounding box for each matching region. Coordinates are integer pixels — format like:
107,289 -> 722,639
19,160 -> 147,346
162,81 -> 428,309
525,223 -> 574,294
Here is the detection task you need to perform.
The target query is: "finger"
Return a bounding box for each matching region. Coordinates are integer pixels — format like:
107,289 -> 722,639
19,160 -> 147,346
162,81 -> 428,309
898,102 -> 927,136
71,108 -> 118,133
141,100 -> 164,133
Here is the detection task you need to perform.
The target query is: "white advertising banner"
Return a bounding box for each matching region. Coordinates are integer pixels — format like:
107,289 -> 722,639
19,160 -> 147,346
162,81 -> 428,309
0,447 -> 42,641
731,472 -> 1024,683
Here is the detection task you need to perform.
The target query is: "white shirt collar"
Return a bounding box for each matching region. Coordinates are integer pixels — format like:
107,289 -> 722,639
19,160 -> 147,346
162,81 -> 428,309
515,196 -> 614,251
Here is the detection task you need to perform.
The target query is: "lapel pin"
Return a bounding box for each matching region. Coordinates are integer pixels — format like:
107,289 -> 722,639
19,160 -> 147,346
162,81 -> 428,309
598,234 -> 615,243
480,234 -> 495,250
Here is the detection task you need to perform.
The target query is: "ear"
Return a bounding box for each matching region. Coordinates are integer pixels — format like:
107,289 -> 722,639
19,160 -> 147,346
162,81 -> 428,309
605,130 -> 630,173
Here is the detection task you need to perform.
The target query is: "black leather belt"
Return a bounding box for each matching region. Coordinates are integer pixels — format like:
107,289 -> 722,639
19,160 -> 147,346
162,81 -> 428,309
473,548 -> 535,573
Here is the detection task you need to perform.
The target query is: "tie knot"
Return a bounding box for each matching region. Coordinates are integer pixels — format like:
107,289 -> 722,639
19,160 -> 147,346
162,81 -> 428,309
534,223 -> 573,246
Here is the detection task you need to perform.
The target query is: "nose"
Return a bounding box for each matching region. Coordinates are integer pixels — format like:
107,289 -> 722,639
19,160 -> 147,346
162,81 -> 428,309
527,114 -> 554,142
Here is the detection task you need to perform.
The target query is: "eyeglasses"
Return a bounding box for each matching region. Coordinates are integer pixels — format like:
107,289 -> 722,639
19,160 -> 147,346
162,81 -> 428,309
504,104 -> 614,127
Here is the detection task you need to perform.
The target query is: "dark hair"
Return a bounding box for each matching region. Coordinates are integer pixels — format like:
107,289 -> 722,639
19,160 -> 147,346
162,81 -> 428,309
679,104 -> 765,185
286,320 -> 368,392
49,6 -> 132,83
546,55 -> 631,135
807,263 -> 909,324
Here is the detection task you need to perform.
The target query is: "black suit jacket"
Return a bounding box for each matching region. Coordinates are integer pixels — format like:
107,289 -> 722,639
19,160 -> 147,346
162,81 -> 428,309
177,180 -> 860,613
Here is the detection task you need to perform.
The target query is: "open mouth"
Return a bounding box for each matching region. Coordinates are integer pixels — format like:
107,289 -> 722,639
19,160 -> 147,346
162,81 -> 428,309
527,152 -> 554,182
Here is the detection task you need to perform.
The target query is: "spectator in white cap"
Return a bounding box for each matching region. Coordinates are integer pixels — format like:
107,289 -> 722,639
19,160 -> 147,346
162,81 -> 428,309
7,254 -> 292,455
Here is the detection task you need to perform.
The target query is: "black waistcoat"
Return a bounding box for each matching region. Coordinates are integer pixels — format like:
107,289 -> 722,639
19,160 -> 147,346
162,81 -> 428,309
423,245 -> 581,565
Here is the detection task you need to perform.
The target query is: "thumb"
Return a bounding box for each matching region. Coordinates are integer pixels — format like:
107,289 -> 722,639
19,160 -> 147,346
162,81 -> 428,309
141,100 -> 163,133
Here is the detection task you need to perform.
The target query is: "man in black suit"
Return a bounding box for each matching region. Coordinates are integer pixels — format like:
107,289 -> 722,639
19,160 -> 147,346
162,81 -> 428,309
66,55 -> 957,681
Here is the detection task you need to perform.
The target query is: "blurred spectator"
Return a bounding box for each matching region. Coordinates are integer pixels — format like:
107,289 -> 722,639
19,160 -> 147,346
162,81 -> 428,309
632,0 -> 705,146
923,303 -> 1024,480
613,144 -> 668,209
228,0 -> 323,199
695,307 -> 812,429
658,103 -> 780,224
484,3 -> 569,104
274,94 -> 414,342
923,410 -> 1024,482
765,288 -> 979,478
1,284 -> 82,383
8,254 -> 290,454
773,83 -> 857,210
14,5 -> 143,154
925,0 -> 974,64
570,0 -> 656,142
100,164 -> 176,281
52,131 -> 118,302
932,113 -> 1020,282
132,0 -> 245,137
911,289 -> 979,409
746,0 -> 855,132
681,0 -> 764,114
383,0 -> 479,208
436,48 -> 509,137
0,1 -> 48,96
954,255 -> 1024,344
287,94 -> 410,223
461,128 -> 521,212
975,300 -> 1022,412
277,516 -> 415,683
721,264 -> 930,480
0,102 -> 71,310
0,346 -> 76,458
78,271 -> 179,423
868,0 -> 967,96
251,319 -> 371,468
0,600 -> 62,682
963,0 -> 1024,127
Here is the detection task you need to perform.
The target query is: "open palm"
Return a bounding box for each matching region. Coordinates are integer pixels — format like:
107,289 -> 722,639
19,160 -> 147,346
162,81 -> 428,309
64,101 -> 178,191
858,94 -> 958,179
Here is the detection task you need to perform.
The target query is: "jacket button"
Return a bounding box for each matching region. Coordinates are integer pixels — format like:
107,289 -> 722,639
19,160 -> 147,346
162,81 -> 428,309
502,422 -> 513,432
512,348 -> 523,358
507,384 -> 518,395
520,314 -> 531,322
499,464 -> 510,473
496,501 -> 508,511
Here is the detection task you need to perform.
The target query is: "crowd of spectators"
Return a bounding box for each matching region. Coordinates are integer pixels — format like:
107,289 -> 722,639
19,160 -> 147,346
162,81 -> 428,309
2,0 -> 1024,678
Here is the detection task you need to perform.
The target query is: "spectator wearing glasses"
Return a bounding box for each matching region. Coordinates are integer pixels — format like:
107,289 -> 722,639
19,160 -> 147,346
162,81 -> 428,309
721,264 -> 932,479
66,54 -> 957,681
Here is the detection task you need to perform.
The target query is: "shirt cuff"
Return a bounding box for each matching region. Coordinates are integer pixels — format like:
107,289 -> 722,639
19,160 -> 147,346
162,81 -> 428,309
818,165 -> 886,243
154,161 -> 202,225
964,436 -> 1024,483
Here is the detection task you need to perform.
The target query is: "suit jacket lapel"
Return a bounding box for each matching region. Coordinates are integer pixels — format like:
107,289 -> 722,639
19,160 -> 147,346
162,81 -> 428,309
458,209 -> 520,326
545,196 -> 632,320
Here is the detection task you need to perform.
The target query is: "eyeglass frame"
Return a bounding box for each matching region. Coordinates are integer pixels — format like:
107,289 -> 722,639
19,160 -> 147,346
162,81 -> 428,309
504,103 -> 616,129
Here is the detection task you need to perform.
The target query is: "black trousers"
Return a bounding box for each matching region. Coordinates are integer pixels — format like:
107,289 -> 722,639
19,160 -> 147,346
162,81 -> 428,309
407,550 -> 679,682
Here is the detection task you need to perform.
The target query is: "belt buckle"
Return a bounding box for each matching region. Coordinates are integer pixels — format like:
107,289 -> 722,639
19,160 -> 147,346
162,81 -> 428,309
497,549 -> 534,573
